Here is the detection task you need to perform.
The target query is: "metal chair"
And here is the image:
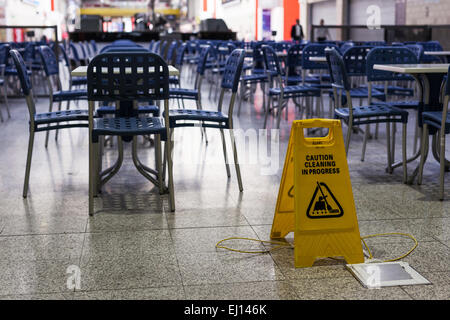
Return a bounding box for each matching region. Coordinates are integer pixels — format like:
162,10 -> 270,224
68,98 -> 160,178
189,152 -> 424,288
262,45 -> 321,129
166,49 -> 246,192
0,44 -> 10,121
10,49 -> 89,198
366,46 -> 420,158
86,52 -> 174,215
37,45 -> 88,147
326,47 -> 409,182
418,66 -> 450,200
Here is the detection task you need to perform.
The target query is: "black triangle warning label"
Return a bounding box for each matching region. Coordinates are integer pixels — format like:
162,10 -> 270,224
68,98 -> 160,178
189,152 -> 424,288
306,182 -> 344,219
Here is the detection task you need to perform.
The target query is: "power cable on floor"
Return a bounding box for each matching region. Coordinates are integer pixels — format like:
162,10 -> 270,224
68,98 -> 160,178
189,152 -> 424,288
215,233 -> 418,263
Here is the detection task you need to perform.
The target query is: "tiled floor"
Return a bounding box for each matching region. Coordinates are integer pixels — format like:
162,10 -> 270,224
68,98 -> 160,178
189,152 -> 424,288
0,71 -> 449,300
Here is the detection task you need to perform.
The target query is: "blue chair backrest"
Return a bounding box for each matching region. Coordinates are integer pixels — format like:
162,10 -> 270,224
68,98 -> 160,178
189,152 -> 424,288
38,45 -> 59,77
0,44 -> 8,66
175,43 -> 187,67
10,49 -> 32,96
102,47 -> 149,53
166,41 -> 178,63
419,41 -> 443,63
69,42 -> 82,62
302,43 -> 338,71
87,52 -> 169,102
286,44 -> 303,76
405,44 -> 424,61
366,46 -> 418,82
262,45 -> 282,76
112,39 -> 138,47
342,46 -> 374,77
197,45 -> 211,75
221,49 -> 245,93
445,66 -> 450,96
325,47 -> 351,91
90,40 -> 98,54
58,43 -> 71,68
339,42 -> 355,54
252,43 -> 265,70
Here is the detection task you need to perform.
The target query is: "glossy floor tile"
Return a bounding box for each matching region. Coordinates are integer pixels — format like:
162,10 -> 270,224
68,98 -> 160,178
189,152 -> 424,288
0,74 -> 449,300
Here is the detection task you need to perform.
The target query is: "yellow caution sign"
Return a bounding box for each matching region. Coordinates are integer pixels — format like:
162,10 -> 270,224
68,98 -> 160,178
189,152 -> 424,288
271,119 -> 364,268
270,128 -> 295,239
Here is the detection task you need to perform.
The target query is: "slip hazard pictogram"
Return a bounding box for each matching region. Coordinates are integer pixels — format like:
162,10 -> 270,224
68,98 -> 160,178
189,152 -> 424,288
306,182 -> 343,218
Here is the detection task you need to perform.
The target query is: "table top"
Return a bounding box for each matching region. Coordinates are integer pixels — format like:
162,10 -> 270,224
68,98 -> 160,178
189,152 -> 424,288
309,56 -> 327,62
71,65 -> 180,77
373,63 -> 450,74
424,51 -> 450,56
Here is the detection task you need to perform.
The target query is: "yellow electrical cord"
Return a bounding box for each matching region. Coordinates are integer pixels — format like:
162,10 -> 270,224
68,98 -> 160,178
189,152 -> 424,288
215,233 -> 418,262
360,232 -> 418,262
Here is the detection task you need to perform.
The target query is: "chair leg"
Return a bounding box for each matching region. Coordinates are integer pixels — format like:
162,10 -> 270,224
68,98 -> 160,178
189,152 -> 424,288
361,124 -> 370,162
264,96 -> 271,129
402,123 -> 408,184
3,85 -> 11,118
391,122 -> 397,163
386,121 -> 393,173
417,124 -> 429,185
229,128 -> 243,192
55,101 -> 63,141
45,99 -> 54,148
88,136 -> 96,216
439,129 -> 446,200
220,128 -> 231,178
0,106 -> 3,122
22,130 -> 35,198
276,96 -> 284,129
345,121 -> 352,155
155,134 -> 164,195
166,129 -> 175,212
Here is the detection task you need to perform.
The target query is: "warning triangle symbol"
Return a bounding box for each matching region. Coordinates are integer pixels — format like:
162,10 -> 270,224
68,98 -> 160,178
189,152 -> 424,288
306,182 -> 344,219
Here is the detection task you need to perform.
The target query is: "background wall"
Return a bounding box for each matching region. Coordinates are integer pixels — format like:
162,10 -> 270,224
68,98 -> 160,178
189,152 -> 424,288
2,0 -> 67,41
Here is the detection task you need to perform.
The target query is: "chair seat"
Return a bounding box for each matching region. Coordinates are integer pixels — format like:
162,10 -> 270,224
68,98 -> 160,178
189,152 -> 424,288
212,67 -> 225,74
335,104 -> 408,125
96,105 -> 159,117
269,85 -> 321,97
348,87 -> 386,99
379,100 -> 420,109
93,117 -> 166,139
241,74 -> 267,83
283,75 -> 320,85
310,83 -> 333,90
0,79 -> 3,86
169,88 -> 198,99
72,76 -> 87,86
53,89 -> 88,102
5,67 -> 32,76
169,76 -> 179,84
422,111 -> 450,134
167,109 -> 229,128
372,84 -> 415,97
34,109 -> 89,125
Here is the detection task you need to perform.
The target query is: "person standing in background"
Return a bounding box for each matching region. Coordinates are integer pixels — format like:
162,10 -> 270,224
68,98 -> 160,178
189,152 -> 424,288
316,19 -> 330,42
291,19 -> 304,42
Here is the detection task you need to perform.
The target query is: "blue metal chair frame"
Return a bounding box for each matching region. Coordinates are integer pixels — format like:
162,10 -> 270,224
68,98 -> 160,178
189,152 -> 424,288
10,49 -> 89,198
326,47 -> 408,182
37,45 -> 88,147
87,52 -> 174,215
366,46 -> 420,159
418,66 -> 450,199
262,44 -> 321,129
167,49 -> 246,192
0,44 -> 10,121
